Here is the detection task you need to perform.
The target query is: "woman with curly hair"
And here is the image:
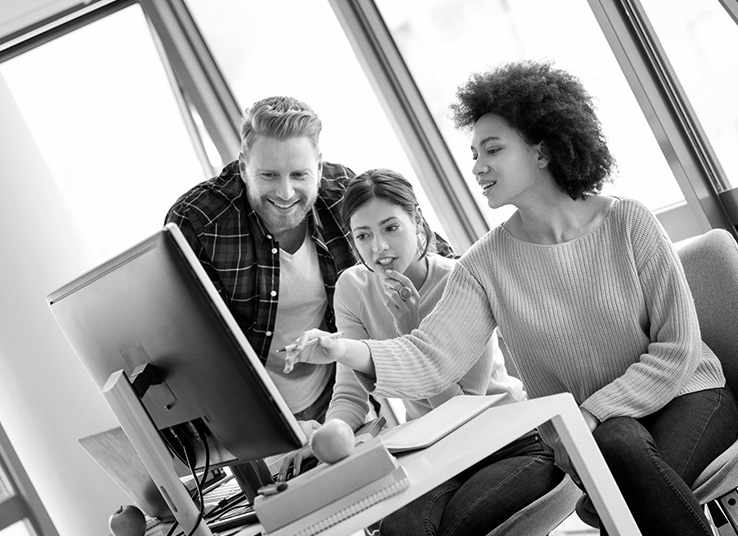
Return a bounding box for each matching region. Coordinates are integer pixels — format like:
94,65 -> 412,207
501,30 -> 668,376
285,60 -> 737,535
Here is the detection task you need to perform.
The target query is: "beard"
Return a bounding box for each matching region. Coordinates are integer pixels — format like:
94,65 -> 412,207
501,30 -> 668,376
247,188 -> 318,235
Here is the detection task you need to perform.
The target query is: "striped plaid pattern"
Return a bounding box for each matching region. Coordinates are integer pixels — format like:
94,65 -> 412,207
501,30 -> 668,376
165,160 -> 358,363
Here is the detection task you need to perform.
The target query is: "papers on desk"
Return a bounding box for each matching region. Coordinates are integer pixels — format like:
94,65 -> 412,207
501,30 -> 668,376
380,394 -> 507,453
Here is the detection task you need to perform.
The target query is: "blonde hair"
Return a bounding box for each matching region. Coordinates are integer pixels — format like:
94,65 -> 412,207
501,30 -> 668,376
239,96 -> 322,154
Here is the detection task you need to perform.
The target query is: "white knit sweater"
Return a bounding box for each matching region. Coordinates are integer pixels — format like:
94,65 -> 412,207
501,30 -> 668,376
327,254 -> 525,430
361,198 -> 725,439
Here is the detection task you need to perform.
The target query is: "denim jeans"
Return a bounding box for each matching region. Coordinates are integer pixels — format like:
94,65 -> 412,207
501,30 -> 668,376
379,431 -> 564,536
591,387 -> 738,536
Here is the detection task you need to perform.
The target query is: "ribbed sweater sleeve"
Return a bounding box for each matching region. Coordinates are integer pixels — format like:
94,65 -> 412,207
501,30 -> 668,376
364,262 -> 498,399
327,363 -> 372,431
363,198 -> 724,427
578,201 -> 720,420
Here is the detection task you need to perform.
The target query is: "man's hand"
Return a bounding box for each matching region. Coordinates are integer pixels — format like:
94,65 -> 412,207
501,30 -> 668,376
277,445 -> 315,481
276,420 -> 320,481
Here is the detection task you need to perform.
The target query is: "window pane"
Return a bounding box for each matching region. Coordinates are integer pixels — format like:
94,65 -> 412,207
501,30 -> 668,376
0,463 -> 13,502
375,0 -> 686,230
184,0 -> 448,239
0,5 -> 207,262
0,520 -> 36,536
640,0 -> 738,189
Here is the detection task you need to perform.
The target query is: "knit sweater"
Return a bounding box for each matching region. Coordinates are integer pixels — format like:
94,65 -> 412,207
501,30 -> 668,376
362,198 -> 725,440
327,254 -> 525,430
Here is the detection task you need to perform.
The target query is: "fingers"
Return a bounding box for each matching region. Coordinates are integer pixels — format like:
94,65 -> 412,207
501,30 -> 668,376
283,330 -> 342,373
382,271 -> 415,292
282,329 -> 323,373
383,269 -> 412,287
381,275 -> 418,306
292,452 -> 304,477
276,447 -> 313,480
284,351 -> 297,374
277,453 -> 296,481
299,420 -> 321,438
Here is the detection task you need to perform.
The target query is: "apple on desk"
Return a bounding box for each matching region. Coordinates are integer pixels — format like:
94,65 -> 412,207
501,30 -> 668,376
310,419 -> 355,464
109,504 -> 146,536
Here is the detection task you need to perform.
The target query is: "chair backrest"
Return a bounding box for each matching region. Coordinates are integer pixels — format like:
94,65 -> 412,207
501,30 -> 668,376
677,229 -> 738,396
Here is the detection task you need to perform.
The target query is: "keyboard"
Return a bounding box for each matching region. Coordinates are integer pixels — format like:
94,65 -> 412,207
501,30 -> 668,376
202,475 -> 258,532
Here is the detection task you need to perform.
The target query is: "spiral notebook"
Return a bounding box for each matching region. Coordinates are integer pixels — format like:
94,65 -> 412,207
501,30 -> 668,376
255,438 -> 409,536
278,467 -> 409,536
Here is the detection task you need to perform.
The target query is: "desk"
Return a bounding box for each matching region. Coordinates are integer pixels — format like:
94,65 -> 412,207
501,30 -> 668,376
236,393 -> 641,536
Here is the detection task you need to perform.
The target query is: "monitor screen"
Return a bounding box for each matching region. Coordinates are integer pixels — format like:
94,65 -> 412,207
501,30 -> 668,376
47,223 -> 306,469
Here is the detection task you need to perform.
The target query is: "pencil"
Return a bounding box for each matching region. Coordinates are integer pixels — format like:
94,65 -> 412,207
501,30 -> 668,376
277,331 -> 344,353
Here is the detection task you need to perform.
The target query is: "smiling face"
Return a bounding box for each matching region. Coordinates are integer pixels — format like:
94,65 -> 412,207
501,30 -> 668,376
470,113 -> 548,210
350,198 -> 424,280
239,135 -> 322,238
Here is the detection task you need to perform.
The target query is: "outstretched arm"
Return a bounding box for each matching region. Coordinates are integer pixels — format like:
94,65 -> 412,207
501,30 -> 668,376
283,331 -> 374,376
285,261 -> 497,402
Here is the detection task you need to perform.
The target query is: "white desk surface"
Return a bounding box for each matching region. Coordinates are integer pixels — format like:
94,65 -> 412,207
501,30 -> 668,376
235,393 -> 641,536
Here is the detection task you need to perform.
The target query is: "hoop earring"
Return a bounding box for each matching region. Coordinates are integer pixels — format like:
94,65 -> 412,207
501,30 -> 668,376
416,231 -> 427,260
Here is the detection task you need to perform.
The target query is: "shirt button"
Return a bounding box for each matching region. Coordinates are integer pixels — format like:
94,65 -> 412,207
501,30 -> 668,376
267,235 -> 272,239
271,248 -> 278,254
270,290 -> 277,297
266,331 -> 272,337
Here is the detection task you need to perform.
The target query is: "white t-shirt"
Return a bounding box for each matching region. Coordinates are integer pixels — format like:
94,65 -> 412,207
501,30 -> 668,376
265,234 -> 333,413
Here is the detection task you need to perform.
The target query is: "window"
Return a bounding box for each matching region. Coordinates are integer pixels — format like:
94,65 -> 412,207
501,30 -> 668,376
0,522 -> 36,536
184,0 -> 448,238
639,0 -> 738,190
0,422 -> 55,536
0,463 -> 12,503
374,0 -> 686,232
0,4 -> 207,263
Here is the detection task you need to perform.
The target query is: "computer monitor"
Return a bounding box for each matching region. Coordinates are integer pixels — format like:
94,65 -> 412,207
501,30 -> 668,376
47,223 -> 306,471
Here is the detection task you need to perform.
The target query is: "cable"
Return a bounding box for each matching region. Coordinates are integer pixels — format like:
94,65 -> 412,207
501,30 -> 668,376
165,423 -> 211,536
204,490 -> 246,520
184,422 -> 211,536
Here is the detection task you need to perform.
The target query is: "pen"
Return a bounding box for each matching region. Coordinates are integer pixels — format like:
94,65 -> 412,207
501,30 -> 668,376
277,331 -> 343,353
257,482 -> 289,496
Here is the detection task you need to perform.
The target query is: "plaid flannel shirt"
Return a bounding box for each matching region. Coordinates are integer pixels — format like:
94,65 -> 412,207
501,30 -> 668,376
166,160 -> 358,364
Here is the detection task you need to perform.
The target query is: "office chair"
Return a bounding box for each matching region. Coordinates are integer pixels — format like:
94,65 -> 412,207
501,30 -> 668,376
485,474 -> 580,536
479,334 -> 581,535
573,228 -> 738,535
679,228 -> 738,535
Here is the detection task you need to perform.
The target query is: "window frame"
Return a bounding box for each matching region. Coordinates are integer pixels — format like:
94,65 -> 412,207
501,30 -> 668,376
2,0 -> 736,247
0,422 -> 58,536
587,0 -> 738,239
139,0 -> 241,168
327,0 -> 488,251
718,0 -> 738,25
327,0 -> 738,243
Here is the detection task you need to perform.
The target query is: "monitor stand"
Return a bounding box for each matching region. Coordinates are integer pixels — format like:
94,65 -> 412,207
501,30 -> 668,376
102,369 -> 213,536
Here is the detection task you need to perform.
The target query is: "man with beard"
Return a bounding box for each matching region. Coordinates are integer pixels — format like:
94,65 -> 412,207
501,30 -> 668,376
166,96 -> 356,425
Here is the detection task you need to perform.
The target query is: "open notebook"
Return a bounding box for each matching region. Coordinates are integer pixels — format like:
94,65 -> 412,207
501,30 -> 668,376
379,394 -> 507,453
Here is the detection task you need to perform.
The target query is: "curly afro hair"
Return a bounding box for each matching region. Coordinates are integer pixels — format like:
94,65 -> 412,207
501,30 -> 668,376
451,60 -> 615,200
